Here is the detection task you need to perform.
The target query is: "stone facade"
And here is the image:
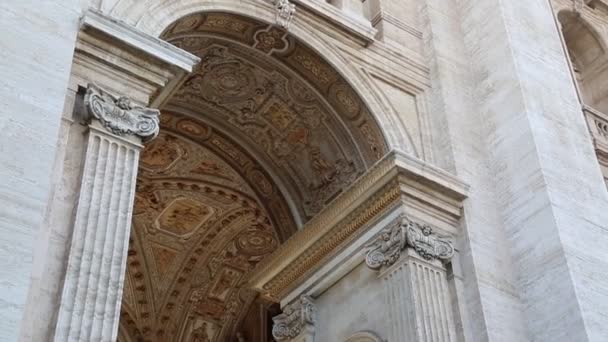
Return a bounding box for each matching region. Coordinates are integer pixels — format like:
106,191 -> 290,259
1,0 -> 608,341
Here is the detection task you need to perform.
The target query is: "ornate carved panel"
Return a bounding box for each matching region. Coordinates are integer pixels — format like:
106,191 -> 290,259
120,112 -> 297,342
162,11 -> 388,220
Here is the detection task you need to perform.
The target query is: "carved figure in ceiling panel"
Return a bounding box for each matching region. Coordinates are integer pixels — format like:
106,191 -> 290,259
176,118 -> 211,138
155,197 -> 216,237
207,267 -> 242,302
181,317 -> 220,342
140,134 -> 185,173
329,82 -> 363,120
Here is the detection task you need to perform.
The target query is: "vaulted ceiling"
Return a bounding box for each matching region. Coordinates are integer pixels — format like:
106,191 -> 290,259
119,11 -> 388,342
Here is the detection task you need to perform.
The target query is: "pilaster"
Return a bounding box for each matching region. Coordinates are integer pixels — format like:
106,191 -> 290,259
53,85 -> 158,341
367,216 -> 457,342
19,10 -> 199,342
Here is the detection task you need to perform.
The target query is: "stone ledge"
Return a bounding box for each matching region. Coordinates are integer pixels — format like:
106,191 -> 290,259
78,10 -> 200,106
294,0 -> 377,45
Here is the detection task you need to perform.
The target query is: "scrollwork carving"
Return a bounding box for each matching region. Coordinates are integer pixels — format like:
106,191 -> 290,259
272,295 -> 316,341
84,84 -> 160,141
365,216 -> 454,270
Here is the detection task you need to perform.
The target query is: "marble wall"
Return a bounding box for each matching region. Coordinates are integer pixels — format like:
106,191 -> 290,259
0,1 -> 84,341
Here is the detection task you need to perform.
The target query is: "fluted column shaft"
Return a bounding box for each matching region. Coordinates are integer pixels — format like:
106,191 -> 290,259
381,249 -> 457,342
54,85 -> 159,341
366,215 -> 457,342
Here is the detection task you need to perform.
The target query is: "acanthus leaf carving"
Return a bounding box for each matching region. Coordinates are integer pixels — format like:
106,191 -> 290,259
272,294 -> 316,341
84,84 -> 160,141
365,216 -> 454,270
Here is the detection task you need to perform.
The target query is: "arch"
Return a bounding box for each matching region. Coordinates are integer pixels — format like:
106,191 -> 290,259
558,10 -> 605,68
104,0 -> 414,153
110,4 -> 414,341
558,10 -> 608,113
345,330 -> 384,342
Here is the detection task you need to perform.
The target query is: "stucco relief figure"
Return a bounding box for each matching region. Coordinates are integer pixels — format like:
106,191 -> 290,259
366,216 -> 454,270
365,219 -> 407,270
84,84 -> 160,141
191,323 -> 211,342
275,0 -> 296,29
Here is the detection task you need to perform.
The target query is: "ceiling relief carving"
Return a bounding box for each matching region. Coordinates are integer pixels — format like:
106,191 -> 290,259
120,12 -> 389,342
120,112 -> 296,342
162,11 -> 388,220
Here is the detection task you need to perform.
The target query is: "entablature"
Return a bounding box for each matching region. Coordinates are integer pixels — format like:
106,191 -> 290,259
248,150 -> 468,301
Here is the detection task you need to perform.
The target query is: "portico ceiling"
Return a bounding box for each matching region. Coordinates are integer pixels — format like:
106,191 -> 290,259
119,11 -> 388,342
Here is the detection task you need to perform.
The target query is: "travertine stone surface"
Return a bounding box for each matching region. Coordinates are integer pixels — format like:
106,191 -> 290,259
16,10 -> 199,342
455,0 -> 608,340
0,1 -> 82,341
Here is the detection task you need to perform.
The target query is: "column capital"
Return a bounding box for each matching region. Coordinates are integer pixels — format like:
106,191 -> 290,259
365,215 -> 454,270
84,84 -> 160,142
272,295 -> 316,341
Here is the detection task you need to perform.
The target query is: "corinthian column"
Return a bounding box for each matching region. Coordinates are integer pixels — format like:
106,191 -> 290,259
366,215 -> 457,342
54,84 -> 159,342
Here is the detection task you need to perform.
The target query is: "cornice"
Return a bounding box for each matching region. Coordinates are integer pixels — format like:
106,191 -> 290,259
292,0 -> 378,45
248,151 -> 468,300
77,10 -> 200,107
81,10 -> 200,73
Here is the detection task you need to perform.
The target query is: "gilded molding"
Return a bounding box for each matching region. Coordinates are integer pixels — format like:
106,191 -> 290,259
365,216 -> 454,270
84,84 -> 160,141
248,151 -> 468,300
262,181 -> 401,298
272,295 -> 316,341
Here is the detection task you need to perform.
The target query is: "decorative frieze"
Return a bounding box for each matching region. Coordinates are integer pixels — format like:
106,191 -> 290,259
272,295 -> 316,341
366,215 -> 454,270
84,84 -> 160,141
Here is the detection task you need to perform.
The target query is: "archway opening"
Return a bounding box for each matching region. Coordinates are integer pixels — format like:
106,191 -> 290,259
559,11 -> 608,113
118,11 -> 389,341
